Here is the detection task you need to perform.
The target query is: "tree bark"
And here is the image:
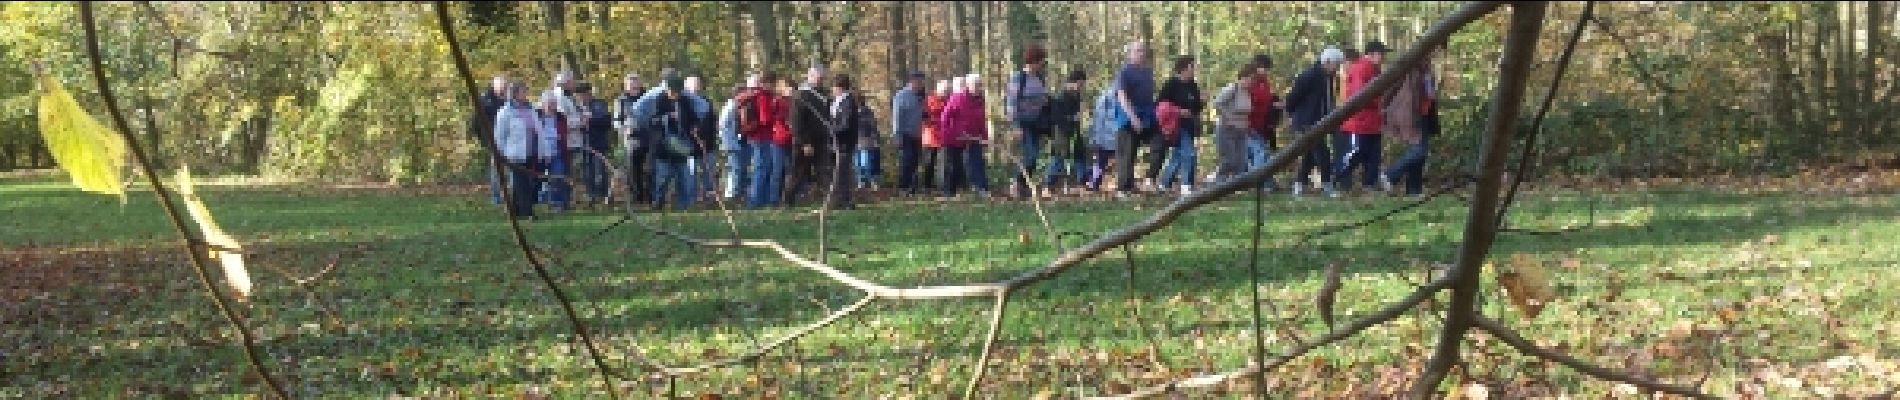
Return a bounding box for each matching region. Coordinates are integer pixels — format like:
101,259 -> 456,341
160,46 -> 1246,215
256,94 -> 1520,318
745,1 -> 781,72
1408,2 -> 1547,397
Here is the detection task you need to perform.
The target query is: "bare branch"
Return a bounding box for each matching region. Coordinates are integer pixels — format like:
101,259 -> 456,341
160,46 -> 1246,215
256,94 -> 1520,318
79,2 -> 289,398
1091,277 -> 1453,399
1472,316 -> 1716,399
430,2 -> 623,397
1410,1 -> 1549,397
961,292 -> 1012,400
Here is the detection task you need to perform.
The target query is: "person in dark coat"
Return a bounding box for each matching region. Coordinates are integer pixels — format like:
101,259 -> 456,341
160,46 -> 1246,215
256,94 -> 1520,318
786,64 -> 832,205
1283,47 -> 1346,197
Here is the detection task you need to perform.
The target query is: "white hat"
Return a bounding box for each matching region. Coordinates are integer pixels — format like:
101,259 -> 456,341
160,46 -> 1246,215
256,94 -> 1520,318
1320,47 -> 1346,64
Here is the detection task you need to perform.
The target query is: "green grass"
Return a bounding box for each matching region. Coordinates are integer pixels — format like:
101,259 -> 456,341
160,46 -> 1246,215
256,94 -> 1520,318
3,174 -> 1897,398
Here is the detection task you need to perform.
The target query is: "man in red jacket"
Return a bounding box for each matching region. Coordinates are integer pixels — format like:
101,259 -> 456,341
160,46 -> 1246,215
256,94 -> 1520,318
1334,40 -> 1392,194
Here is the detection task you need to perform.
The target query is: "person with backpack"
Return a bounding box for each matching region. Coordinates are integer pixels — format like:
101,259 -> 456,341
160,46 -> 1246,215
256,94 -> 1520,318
1285,47 -> 1346,197
1212,68 -> 1254,185
1041,70 -> 1088,195
613,73 -> 653,209
1155,55 -> 1206,196
1006,46 -> 1054,199
826,74 -> 862,209
745,72 -> 790,209
891,72 -> 927,195
648,72 -> 698,210
493,81 -> 542,220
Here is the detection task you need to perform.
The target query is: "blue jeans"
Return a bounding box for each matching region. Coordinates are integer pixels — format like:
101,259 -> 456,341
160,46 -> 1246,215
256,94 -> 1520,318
539,155 -> 571,210
1246,133 -> 1277,189
940,146 -> 966,196
1332,133 -> 1384,189
653,159 -> 693,210
746,141 -> 784,208
1157,131 -> 1199,188
855,147 -> 880,187
1014,125 -> 1044,194
961,144 -> 991,192
690,156 -> 712,200
1384,133 -> 1432,196
723,149 -> 750,199
1041,147 -> 1087,187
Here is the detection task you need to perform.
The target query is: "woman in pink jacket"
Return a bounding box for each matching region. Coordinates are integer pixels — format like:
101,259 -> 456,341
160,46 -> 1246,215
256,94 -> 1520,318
938,75 -> 992,197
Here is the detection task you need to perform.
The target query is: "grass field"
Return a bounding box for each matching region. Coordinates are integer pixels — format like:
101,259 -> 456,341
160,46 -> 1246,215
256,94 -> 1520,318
4,171 -> 1898,399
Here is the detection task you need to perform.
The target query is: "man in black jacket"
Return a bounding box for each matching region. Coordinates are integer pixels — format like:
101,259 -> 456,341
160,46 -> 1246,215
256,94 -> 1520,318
648,72 -> 698,210
472,73 -> 509,205
786,64 -> 831,206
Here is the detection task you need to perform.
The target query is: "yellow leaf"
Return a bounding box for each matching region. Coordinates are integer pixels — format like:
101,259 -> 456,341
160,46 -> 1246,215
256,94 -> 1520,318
1497,253 -> 1555,319
36,75 -> 127,198
176,166 -> 252,302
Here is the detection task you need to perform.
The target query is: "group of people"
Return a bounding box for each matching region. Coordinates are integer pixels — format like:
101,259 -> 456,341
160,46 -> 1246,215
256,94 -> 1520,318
469,39 -> 1442,218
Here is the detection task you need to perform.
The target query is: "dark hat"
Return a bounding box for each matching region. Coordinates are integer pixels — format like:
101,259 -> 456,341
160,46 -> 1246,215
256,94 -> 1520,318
572,82 -> 593,94
1251,54 -> 1273,69
1364,41 -> 1391,54
660,68 -> 683,91
908,71 -> 926,80
1067,69 -> 1087,82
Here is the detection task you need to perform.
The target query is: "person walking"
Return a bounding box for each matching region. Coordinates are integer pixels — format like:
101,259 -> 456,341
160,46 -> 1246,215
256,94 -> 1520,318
744,73 -> 790,208
1006,46 -> 1053,199
1335,40 -> 1392,194
827,74 -> 863,209
473,73 -> 509,205
921,80 -> 950,194
612,73 -> 653,209
718,80 -> 751,201
1211,68 -> 1254,184
891,72 -> 928,195
648,73 -> 698,210
1112,41 -> 1159,197
1382,49 -> 1441,197
1155,55 -> 1205,196
493,82 -> 542,220
1284,47 -> 1347,197
787,65 -> 832,206
1245,54 -> 1286,190
1042,70 -> 1089,195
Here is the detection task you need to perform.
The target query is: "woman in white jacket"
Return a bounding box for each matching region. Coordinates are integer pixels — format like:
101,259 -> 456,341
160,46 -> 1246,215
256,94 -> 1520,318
493,82 -> 542,219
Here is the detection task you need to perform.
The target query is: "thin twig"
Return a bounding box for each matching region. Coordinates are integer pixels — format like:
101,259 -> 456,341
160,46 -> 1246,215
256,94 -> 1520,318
1001,1 -> 1509,291
1409,2 -> 1548,397
1495,0 -> 1595,230
961,291 -> 1012,400
77,3 -> 290,399
430,3 -> 622,398
1244,183 -> 1268,396
1091,276 -> 1454,399
1471,316 -> 1715,399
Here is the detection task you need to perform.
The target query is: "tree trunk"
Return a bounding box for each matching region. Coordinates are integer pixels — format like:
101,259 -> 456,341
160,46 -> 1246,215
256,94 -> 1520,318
730,1 -> 747,80
746,1 -> 781,72
542,1 -> 580,75
889,2 -> 905,81
954,2 -> 971,72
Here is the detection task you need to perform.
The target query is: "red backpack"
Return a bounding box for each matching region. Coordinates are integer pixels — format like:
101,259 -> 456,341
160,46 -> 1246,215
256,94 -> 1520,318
1156,101 -> 1184,140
